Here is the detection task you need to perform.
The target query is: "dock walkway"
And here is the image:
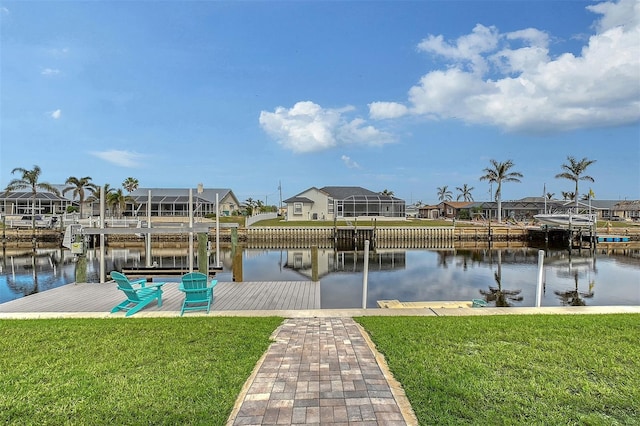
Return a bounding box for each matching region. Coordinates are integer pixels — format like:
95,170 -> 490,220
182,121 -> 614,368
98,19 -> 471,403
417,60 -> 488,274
0,280 -> 320,314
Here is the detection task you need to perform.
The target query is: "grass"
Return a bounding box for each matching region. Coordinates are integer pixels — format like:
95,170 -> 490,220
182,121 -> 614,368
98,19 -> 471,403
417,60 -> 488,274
356,314 -> 640,425
250,217 -> 456,227
0,317 -> 283,425
2,315 -> 638,425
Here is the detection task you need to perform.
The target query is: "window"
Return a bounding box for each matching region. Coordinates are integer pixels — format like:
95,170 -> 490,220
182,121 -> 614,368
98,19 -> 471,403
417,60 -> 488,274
294,202 -> 303,215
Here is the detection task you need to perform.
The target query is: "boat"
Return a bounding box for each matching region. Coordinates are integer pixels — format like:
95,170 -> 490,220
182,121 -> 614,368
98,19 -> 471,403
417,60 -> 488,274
534,212 -> 596,228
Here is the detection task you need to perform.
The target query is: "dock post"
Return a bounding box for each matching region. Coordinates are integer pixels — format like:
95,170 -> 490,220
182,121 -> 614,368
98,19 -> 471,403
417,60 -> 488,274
362,240 -> 370,309
197,233 -> 208,274
311,245 -> 319,282
535,250 -> 545,307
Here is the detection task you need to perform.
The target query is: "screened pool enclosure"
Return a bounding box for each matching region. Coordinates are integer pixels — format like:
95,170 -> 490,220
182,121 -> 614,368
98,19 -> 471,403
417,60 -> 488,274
335,194 -> 405,218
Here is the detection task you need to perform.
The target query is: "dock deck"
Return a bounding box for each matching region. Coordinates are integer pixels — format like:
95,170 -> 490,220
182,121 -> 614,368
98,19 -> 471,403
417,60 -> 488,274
0,280 -> 320,316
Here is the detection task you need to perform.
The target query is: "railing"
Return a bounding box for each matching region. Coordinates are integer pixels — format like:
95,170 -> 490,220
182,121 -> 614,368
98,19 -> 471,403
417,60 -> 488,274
246,213 -> 277,227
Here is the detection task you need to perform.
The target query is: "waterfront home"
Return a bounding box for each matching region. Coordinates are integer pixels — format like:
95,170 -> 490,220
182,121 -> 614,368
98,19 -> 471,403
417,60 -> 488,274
283,186 -> 405,221
0,191 -> 72,217
120,188 -> 241,217
418,201 -> 473,219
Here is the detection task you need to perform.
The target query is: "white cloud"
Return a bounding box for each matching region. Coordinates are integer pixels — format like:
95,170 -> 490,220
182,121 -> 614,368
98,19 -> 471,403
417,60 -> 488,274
369,102 -> 409,120
1,6 -> 9,14
41,68 -> 60,76
259,101 -> 393,153
50,109 -> 62,119
341,155 -> 361,169
90,150 -> 144,167
369,0 -> 640,133
417,24 -> 500,74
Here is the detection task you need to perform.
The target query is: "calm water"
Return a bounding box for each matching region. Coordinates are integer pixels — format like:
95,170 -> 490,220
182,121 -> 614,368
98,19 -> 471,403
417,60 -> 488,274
1,244 -> 639,308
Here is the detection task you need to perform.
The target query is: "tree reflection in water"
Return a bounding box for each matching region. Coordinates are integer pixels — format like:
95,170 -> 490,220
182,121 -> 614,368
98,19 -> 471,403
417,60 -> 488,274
479,251 -> 523,307
554,271 -> 594,306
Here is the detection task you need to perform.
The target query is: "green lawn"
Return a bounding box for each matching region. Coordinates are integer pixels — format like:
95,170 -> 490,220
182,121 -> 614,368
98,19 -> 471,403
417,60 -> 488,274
356,314 -> 640,425
2,315 -> 638,425
0,317 -> 283,425
250,217 -> 456,227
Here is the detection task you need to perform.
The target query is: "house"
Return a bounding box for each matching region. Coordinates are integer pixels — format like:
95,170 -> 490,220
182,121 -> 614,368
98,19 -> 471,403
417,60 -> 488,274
122,188 -> 241,217
283,186 -> 405,221
457,197 -> 640,222
591,200 -> 640,220
0,191 -> 73,217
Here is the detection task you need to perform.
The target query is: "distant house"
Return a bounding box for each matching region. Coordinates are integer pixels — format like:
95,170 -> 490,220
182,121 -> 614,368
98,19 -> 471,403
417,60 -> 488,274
611,200 -> 640,221
0,191 -> 72,216
283,186 -> 405,221
89,187 -> 241,217
456,197 -> 640,222
441,201 -> 473,219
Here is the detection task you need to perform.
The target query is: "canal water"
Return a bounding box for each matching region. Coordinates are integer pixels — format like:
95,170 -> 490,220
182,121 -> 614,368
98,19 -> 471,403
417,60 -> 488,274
1,244 -> 638,309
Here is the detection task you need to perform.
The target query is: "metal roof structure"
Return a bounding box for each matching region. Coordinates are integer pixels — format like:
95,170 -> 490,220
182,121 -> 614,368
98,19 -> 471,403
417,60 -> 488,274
0,191 -> 68,201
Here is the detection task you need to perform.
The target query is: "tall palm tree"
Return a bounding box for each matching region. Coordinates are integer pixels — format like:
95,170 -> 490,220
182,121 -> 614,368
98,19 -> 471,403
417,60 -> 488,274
63,176 -> 97,218
437,186 -> 453,202
107,188 -> 134,218
122,177 -> 139,193
456,184 -> 474,201
561,191 -> 575,201
546,192 -> 555,200
555,156 -> 596,209
5,165 -> 60,226
479,159 -> 523,223
86,184 -> 115,216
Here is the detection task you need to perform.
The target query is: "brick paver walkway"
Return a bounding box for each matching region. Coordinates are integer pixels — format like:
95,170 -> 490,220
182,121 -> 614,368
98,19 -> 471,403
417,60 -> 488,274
229,318 -> 412,425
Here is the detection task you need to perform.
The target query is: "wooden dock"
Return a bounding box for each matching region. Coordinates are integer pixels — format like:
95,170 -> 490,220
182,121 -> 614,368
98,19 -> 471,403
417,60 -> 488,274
0,280 -> 320,315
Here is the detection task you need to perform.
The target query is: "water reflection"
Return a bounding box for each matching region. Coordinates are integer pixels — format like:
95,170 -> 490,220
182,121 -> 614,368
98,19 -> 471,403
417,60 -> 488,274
1,243 -> 639,308
554,271 -> 595,306
479,252 -> 523,307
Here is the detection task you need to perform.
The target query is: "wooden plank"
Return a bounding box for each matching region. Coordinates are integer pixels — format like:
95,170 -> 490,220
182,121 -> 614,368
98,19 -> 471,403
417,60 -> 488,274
0,280 -> 320,314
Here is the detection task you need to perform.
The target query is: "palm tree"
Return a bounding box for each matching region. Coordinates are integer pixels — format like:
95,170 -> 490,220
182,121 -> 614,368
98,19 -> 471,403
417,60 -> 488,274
86,184 -> 115,216
456,184 -> 474,201
107,188 -> 134,217
122,177 -> 139,193
380,189 -> 394,197
5,165 -> 60,226
561,191 -> 575,201
555,156 -> 596,209
437,186 -> 453,202
546,192 -> 555,200
63,176 -> 97,218
479,159 -> 523,223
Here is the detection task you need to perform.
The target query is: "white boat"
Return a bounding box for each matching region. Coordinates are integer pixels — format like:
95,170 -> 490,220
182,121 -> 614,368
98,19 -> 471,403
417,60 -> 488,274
534,213 -> 596,228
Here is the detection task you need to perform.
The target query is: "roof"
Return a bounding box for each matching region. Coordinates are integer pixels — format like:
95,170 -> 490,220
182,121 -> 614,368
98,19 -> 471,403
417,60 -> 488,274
0,191 -> 69,201
613,200 -> 640,211
285,186 -> 404,204
129,195 -> 211,204
319,186 -> 402,200
283,196 -> 314,204
129,188 -> 237,204
441,201 -> 474,208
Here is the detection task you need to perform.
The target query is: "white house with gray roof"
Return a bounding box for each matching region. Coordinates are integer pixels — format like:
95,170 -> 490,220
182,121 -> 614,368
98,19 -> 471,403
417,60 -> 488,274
283,186 -> 405,221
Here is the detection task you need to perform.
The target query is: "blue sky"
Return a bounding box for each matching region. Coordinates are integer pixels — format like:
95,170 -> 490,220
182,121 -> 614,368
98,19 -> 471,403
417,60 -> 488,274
1,0 -> 638,206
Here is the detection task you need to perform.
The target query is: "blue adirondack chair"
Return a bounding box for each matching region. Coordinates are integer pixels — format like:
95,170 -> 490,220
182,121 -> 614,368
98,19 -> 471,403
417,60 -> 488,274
110,271 -> 165,317
179,272 -> 217,315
